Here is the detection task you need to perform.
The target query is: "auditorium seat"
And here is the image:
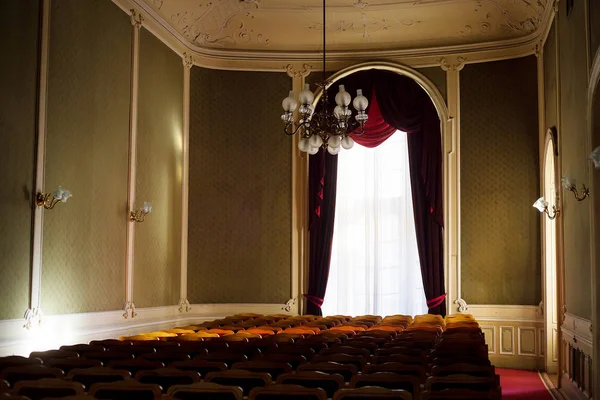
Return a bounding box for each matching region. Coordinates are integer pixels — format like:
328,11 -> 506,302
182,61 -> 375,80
204,370 -> 271,395
134,368 -> 201,392
59,344 -> 106,356
333,387 -> 413,400
231,360 -> 292,379
362,362 -> 426,382
168,360 -> 228,376
0,356 -> 43,370
248,384 -> 327,400
276,371 -> 344,398
421,388 -> 501,400
89,380 -> 162,400
1,366 -> 64,386
297,361 -> 357,381
351,372 -> 420,398
67,367 -> 131,390
46,357 -> 103,373
12,378 -> 84,400
105,359 -> 165,376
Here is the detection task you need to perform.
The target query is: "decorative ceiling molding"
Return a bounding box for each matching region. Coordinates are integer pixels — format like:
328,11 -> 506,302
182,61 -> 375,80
124,0 -> 554,67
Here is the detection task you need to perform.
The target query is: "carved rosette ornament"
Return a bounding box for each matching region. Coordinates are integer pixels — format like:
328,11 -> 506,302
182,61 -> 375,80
23,307 -> 43,330
438,57 -> 467,72
454,298 -> 469,313
182,52 -> 194,69
178,298 -> 191,313
123,301 -> 137,319
130,9 -> 144,28
285,64 -> 313,79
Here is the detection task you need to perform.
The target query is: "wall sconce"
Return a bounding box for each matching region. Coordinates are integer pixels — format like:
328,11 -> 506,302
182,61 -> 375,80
590,146 -> 600,169
36,186 -> 72,210
533,197 -> 560,220
130,202 -> 152,222
561,176 -> 589,201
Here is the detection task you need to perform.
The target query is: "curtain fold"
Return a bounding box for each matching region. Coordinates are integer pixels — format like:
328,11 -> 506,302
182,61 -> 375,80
306,148 -> 339,316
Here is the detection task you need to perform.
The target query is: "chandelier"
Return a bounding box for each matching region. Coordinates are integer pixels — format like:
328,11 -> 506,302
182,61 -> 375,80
281,0 -> 369,155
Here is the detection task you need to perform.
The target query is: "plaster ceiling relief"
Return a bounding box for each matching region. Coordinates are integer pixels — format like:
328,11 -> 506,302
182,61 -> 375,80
140,0 -> 549,52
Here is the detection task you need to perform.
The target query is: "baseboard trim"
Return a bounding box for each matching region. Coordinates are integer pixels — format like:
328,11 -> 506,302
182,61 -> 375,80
0,302 -> 294,357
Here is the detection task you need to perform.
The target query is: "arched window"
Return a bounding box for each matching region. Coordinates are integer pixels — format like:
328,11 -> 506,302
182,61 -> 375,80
321,131 -> 428,317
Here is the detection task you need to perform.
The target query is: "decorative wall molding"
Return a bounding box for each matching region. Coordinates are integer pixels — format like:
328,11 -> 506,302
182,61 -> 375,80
282,298 -> 297,312
285,64 -> 313,78
438,56 -> 467,71
454,297 -> 468,312
561,313 -> 593,355
467,304 -> 543,323
122,301 -> 136,319
178,298 -> 191,313
130,8 -> 144,28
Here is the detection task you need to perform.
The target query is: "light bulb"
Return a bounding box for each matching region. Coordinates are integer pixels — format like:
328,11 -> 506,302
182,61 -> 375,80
298,83 -> 315,105
309,134 -> 323,148
341,136 -> 354,150
298,138 -> 311,152
327,145 -> 341,155
353,89 -> 369,111
329,136 -> 342,148
335,85 -> 351,107
281,90 -> 297,112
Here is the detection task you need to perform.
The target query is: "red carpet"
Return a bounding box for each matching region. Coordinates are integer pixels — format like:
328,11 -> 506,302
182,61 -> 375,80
497,368 -> 554,400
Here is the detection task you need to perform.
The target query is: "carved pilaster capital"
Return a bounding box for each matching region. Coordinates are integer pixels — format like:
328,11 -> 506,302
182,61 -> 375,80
130,9 -> 144,29
438,56 -> 467,72
282,297 -> 297,312
178,298 -> 191,313
123,301 -> 137,319
23,307 -> 43,330
553,0 -> 560,13
536,300 -> 544,316
453,298 -> 469,313
285,64 -> 313,78
182,53 -> 194,69
534,43 -> 543,58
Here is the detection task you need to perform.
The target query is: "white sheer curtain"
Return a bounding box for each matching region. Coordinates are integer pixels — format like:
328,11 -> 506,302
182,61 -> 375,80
321,131 -> 428,318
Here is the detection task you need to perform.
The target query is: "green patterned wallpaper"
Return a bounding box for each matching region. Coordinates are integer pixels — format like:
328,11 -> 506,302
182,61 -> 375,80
544,23 -> 558,130
460,56 -> 541,305
589,0 -> 600,65
42,0 -> 130,314
133,28 -> 182,308
188,68 -> 292,304
558,1 -> 592,319
0,0 -> 39,320
417,67 -> 447,103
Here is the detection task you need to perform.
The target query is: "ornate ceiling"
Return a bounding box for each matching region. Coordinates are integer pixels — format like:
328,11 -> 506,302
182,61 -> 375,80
139,0 -> 550,54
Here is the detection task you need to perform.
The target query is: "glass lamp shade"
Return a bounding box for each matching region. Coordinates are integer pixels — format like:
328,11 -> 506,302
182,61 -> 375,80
298,84 -> 315,105
335,85 -> 351,107
328,135 -> 342,148
589,146 -> 600,169
333,106 -> 345,119
52,186 -> 64,200
298,138 -> 311,152
352,89 -> 369,111
309,134 -> 323,148
561,176 -> 575,190
341,136 -> 354,150
282,91 -> 297,112
60,190 -> 72,202
533,197 -> 548,213
308,146 -> 319,155
327,145 -> 341,155
142,202 -> 153,214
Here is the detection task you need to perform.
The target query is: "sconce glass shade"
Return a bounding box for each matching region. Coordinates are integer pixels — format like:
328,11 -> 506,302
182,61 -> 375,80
561,176 -> 575,190
590,146 -> 600,169
533,197 -> 548,213
142,202 -> 152,214
52,186 -> 72,203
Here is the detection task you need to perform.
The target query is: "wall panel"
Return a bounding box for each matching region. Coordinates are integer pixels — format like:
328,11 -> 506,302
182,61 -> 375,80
417,66 -> 447,103
133,28 -> 183,308
544,23 -> 558,130
558,0 -> 592,319
188,68 -> 291,304
460,56 -> 541,305
589,0 -> 600,63
0,0 -> 40,320
42,0 -> 130,314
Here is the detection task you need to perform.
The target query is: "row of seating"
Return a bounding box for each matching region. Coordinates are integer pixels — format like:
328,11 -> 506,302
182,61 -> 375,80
1,313 -> 500,400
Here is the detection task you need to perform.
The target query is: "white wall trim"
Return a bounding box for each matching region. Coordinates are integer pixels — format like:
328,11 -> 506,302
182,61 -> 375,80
124,9 -> 143,319
178,53 -> 193,313
27,0 -> 51,329
466,304 -> 544,323
0,303 -> 296,357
